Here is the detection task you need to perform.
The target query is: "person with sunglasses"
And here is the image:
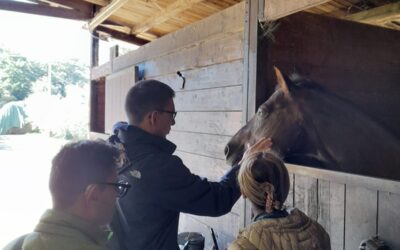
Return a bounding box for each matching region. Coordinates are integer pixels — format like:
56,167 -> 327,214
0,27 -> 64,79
4,140 -> 131,250
109,80 -> 272,250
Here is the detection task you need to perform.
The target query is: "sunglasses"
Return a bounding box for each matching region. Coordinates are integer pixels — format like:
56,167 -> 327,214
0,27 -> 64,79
156,109 -> 177,119
97,180 -> 131,198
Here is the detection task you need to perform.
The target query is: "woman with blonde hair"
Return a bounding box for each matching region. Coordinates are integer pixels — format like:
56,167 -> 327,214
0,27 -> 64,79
229,151 -> 331,250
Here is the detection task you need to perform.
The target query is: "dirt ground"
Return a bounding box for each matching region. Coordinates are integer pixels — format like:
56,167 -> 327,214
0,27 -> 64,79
0,134 -> 66,248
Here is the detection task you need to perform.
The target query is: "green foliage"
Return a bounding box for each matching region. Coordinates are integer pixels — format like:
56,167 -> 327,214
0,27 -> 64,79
50,59 -> 89,97
0,49 -> 46,100
0,48 -> 89,100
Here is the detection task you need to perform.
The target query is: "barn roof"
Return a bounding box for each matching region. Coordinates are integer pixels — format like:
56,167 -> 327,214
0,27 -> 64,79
1,0 -> 399,45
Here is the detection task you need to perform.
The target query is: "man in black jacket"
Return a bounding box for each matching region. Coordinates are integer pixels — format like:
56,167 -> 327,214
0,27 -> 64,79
110,80 -> 270,250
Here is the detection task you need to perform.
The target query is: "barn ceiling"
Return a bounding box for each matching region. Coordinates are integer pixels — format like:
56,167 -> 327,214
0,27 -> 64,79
1,0 -> 399,45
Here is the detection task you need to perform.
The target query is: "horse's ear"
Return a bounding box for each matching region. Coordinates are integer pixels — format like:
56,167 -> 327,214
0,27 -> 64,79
273,66 -> 292,98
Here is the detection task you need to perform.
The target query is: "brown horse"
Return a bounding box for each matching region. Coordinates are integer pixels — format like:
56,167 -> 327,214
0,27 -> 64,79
225,68 -> 400,181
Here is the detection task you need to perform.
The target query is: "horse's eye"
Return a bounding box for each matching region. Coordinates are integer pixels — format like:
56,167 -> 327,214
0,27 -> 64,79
257,109 -> 269,117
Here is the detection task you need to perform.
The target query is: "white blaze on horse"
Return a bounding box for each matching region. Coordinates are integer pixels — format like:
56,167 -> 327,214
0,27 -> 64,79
225,67 -> 400,181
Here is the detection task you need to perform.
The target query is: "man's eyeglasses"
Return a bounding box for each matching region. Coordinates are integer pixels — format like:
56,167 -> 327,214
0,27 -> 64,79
156,109 -> 177,119
98,180 -> 131,198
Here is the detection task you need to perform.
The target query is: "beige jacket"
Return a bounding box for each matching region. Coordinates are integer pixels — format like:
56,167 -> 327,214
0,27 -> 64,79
229,208 -> 330,250
4,209 -> 111,250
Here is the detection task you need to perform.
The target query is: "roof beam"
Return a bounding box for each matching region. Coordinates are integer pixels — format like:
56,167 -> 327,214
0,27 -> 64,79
262,0 -> 331,21
88,0 -> 129,31
96,26 -> 149,45
0,0 -> 91,20
346,2 -> 400,25
40,0 -> 92,13
132,0 -> 205,34
83,0 -> 108,6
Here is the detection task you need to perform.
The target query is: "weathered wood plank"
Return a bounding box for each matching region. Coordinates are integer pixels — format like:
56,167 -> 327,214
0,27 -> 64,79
132,0 -> 204,34
174,150 -> 241,215
174,86 -> 242,112
0,0 -> 91,20
264,12 -> 400,138
88,0 -> 129,31
294,174 -> 318,220
168,131 -> 230,160
346,2 -> 400,25
104,66 -> 137,133
378,191 -> 400,250
263,0 -> 330,20
140,31 -> 244,78
286,164 -> 400,194
90,79 -> 105,133
318,180 -> 345,250
284,173 -> 295,208
345,186 -> 377,250
179,213 -> 238,250
173,111 -> 242,136
190,213 -> 240,248
112,2 -> 245,72
91,62 -> 112,80
174,151 -> 231,183
151,60 -> 244,91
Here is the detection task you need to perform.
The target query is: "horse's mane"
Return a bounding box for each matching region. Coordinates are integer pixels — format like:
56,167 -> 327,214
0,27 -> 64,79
287,74 -> 400,148
288,74 -> 365,114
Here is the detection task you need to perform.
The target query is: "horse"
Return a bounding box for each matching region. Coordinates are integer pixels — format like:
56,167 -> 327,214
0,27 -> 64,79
225,67 -> 400,181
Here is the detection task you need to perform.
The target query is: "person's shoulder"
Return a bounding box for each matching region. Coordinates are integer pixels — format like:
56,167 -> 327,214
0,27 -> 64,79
228,234 -> 258,250
20,232 -> 105,250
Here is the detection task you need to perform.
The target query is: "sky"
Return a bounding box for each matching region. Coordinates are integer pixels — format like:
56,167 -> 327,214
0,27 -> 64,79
0,9 -> 91,64
0,8 -> 137,65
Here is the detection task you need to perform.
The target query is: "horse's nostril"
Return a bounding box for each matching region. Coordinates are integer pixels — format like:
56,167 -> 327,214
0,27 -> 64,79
224,145 -> 230,157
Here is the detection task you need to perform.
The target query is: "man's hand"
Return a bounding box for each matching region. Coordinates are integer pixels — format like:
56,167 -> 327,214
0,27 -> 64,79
239,138 -> 272,165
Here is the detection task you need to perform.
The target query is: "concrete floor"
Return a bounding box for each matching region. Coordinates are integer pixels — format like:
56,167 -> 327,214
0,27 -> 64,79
0,134 -> 66,248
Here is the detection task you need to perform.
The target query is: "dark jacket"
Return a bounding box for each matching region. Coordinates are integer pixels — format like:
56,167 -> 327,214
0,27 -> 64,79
111,124 -> 240,250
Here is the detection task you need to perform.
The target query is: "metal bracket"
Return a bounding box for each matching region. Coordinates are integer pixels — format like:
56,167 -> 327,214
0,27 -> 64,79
177,71 -> 186,89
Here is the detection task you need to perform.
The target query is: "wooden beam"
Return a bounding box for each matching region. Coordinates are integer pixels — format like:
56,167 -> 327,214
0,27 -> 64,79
88,0 -> 129,31
102,20 -> 159,40
83,0 -> 108,6
346,2 -> 400,25
96,26 -> 149,45
40,0 -> 92,13
39,0 -> 94,17
0,0 -> 91,20
263,0 -> 331,21
132,0 -> 204,35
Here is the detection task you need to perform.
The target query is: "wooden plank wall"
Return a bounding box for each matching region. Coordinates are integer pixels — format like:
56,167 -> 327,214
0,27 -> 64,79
90,78 -> 105,133
104,66 -> 137,134
258,13 -> 400,249
142,3 -> 245,248
93,2 -> 247,249
286,165 -> 400,250
262,11 -> 400,139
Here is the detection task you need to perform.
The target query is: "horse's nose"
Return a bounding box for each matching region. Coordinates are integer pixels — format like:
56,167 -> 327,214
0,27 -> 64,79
224,144 -> 230,157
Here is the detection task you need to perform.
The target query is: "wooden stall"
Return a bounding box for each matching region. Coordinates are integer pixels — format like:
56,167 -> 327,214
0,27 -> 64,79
257,3 -> 400,250
87,0 -> 400,249
91,3 -> 247,248
2,0 -> 398,249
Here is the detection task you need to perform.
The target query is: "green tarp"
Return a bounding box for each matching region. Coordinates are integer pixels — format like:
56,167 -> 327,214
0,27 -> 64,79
0,102 -> 26,134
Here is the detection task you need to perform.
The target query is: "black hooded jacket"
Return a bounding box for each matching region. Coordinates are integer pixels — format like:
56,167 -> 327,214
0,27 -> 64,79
110,124 -> 240,250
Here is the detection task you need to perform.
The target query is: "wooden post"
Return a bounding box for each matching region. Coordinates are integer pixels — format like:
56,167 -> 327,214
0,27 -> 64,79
90,30 -> 99,68
242,0 -> 259,227
90,4 -> 100,132
110,45 -> 119,73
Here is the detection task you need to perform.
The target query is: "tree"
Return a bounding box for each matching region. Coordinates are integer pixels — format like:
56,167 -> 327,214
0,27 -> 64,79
0,49 -> 89,100
50,59 -> 89,97
0,48 -> 46,100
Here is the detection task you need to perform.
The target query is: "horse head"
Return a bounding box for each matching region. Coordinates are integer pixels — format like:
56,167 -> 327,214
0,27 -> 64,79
225,67 -> 306,166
